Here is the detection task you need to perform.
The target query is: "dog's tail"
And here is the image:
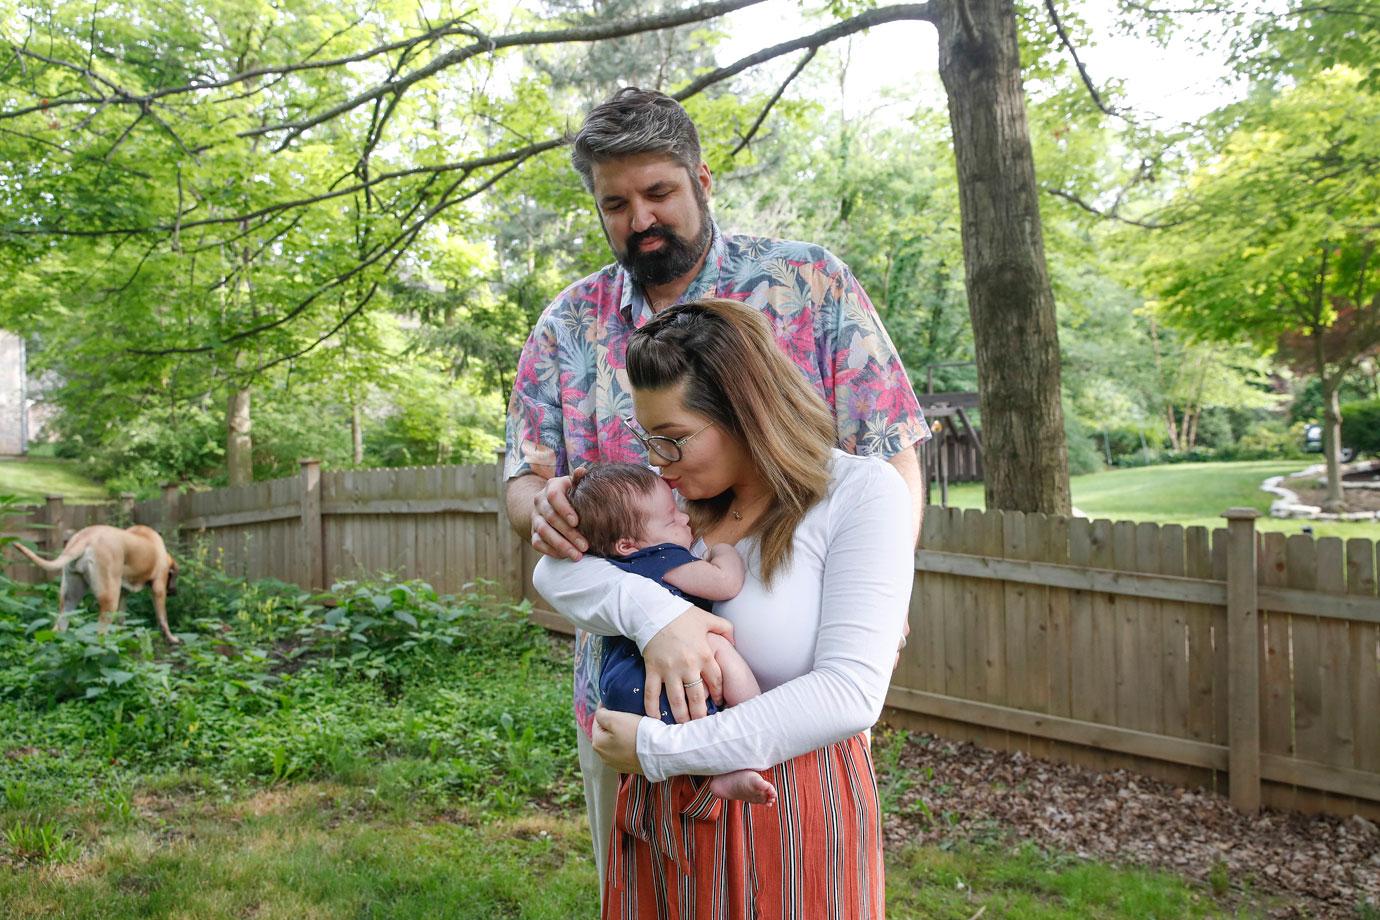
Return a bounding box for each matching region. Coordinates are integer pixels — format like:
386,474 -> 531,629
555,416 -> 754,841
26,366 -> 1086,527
11,542 -> 77,572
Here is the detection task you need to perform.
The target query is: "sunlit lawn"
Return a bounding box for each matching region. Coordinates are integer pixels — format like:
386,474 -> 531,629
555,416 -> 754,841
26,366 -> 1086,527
0,779 -> 1264,920
0,458 -> 108,503
938,459 -> 1380,542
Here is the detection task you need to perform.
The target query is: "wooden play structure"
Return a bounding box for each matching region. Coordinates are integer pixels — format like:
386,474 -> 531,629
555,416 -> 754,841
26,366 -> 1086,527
917,362 -> 983,504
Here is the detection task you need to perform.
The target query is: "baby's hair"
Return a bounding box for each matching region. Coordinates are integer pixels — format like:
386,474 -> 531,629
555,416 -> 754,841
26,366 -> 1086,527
568,463 -> 665,557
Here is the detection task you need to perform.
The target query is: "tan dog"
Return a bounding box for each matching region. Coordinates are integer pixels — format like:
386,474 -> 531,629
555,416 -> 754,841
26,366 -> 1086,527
12,525 -> 180,643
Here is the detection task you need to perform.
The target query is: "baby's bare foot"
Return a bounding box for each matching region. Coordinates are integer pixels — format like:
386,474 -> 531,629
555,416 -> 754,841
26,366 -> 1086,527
709,770 -> 777,806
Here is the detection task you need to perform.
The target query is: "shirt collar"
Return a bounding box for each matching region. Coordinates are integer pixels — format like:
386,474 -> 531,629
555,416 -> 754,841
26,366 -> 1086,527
618,221 -> 728,326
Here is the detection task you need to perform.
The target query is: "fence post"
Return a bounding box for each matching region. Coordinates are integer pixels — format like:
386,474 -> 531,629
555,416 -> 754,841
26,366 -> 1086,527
300,459 -> 325,591
1223,507 -> 1261,814
119,492 -> 135,526
494,449 -> 526,601
43,495 -> 65,553
161,483 -> 181,544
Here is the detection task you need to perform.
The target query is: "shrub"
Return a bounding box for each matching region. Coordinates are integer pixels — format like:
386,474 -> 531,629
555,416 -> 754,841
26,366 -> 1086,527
1194,408 -> 1236,451
1222,420 -> 1309,461
1064,416 -> 1104,476
0,561 -> 572,813
1342,398 -> 1380,456
1101,425 -> 1169,466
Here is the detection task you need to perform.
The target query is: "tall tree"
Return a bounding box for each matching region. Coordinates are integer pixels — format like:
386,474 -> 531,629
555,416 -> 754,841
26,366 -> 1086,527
933,0 -> 1070,512
1135,67 -> 1380,510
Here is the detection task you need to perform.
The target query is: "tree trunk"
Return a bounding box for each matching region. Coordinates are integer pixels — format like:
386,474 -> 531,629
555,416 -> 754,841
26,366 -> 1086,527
226,386 -> 252,487
935,0 -> 1071,514
1165,406 -> 1180,451
1321,374 -> 1347,512
351,402 -> 364,465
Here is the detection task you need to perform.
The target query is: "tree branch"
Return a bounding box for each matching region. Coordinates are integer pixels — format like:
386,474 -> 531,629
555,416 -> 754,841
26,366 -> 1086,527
1043,0 -> 1123,118
1121,1 -> 1379,21
2,136 -> 567,237
248,0 -> 771,150
1042,186 -> 1188,228
730,47 -> 817,157
0,15 -> 486,121
128,154 -> 530,357
674,3 -> 935,101
7,3 -> 940,240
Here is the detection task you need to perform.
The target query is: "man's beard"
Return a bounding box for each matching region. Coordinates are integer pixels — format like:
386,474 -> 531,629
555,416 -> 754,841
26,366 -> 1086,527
615,197 -> 713,288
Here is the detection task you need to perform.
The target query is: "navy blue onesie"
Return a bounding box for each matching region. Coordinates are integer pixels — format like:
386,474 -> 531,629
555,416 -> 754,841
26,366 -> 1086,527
599,543 -> 723,725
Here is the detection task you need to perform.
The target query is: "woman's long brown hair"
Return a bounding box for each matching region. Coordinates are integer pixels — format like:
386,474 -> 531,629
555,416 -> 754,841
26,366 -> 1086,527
626,298 -> 835,586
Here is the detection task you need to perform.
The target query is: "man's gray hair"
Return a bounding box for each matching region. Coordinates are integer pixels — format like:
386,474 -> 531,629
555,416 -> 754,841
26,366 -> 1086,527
570,88 -> 702,192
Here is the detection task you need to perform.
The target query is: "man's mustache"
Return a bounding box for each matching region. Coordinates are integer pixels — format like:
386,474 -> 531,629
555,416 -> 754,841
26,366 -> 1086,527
626,226 -> 675,250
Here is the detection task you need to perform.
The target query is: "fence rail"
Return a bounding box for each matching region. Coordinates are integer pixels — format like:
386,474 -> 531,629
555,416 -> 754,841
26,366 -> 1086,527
3,458 -> 1377,820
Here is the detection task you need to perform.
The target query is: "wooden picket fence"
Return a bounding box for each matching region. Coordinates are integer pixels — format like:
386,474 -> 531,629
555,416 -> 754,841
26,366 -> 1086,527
3,458 -> 1378,820
894,506 -> 1380,821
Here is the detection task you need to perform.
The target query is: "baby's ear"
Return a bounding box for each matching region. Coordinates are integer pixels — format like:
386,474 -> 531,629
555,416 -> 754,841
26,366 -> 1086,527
613,537 -> 640,557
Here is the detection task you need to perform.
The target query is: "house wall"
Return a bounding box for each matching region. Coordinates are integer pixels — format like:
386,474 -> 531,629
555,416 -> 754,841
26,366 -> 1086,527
0,332 -> 25,455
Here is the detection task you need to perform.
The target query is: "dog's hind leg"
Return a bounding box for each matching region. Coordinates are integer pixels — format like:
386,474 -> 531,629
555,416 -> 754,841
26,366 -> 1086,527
55,572 -> 87,632
94,585 -> 121,635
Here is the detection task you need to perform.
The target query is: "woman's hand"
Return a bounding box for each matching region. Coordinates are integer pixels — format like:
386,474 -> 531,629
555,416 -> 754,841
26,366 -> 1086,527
592,708 -> 646,774
642,607 -> 734,722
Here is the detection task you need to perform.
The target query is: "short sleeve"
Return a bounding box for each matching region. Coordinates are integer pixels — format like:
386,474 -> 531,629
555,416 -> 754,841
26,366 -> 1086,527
504,306 -> 567,480
612,544 -> 701,585
820,254 -> 930,459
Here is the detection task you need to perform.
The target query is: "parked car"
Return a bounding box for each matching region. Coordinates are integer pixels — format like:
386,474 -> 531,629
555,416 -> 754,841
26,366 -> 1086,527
1303,424 -> 1357,462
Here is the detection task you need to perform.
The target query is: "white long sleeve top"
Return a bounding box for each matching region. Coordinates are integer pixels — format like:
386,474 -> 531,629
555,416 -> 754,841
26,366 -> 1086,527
532,451 -> 915,782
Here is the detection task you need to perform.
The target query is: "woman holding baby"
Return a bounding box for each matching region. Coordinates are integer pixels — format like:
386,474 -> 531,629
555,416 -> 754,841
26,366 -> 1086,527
534,298 -> 916,919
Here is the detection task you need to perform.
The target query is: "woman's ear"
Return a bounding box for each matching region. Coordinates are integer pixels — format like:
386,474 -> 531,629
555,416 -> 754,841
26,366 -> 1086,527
613,536 -> 641,557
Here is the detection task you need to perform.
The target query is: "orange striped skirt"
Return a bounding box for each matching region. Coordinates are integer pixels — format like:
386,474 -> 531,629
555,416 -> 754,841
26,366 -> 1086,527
604,733 -> 884,920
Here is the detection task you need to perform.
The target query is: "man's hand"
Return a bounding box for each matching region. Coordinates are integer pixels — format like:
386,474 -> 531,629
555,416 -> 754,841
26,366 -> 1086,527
530,469 -> 589,560
592,708 -> 645,774
642,606 -> 734,724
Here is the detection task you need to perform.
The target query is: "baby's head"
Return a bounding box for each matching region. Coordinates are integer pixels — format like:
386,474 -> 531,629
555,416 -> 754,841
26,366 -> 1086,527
569,463 -> 693,558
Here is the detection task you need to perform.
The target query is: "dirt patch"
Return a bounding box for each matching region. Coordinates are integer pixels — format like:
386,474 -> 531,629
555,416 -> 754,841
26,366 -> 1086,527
1282,476 -> 1380,512
881,732 -> 1379,918
229,783 -> 351,819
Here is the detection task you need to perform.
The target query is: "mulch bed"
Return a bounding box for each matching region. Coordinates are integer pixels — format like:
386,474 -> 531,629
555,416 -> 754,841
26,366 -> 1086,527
880,732 -> 1380,917
1282,476 -> 1380,513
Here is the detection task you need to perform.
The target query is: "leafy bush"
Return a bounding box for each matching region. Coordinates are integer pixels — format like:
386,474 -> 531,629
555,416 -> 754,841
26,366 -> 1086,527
1221,420 -> 1309,461
0,562 -> 575,813
1193,408 -> 1236,451
1100,425 -> 1168,466
1342,399 -> 1380,456
1064,416 -> 1104,476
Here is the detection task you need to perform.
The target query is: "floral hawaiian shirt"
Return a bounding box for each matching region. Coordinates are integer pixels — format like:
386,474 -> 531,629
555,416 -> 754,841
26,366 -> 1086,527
505,222 -> 929,738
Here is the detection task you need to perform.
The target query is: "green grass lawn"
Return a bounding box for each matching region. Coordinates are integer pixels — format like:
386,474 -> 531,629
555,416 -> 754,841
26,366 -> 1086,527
938,459 -> 1380,542
0,779 -> 1267,919
0,458 -> 108,503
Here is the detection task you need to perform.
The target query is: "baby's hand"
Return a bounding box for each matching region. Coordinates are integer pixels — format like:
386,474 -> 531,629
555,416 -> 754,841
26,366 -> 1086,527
706,543 -> 747,592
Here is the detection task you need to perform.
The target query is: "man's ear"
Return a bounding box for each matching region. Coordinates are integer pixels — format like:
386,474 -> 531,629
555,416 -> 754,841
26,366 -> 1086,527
696,161 -> 712,198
